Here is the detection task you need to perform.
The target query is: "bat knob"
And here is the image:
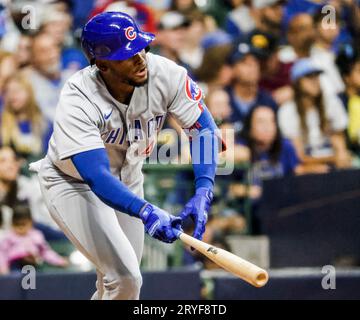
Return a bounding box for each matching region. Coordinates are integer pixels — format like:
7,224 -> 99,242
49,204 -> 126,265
173,228 -> 183,239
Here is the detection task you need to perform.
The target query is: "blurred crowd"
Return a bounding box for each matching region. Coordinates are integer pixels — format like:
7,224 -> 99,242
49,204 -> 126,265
0,0 -> 360,274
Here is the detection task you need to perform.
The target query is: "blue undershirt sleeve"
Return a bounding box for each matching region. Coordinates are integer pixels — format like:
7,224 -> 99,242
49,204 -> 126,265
71,148 -> 147,217
187,105 -> 220,192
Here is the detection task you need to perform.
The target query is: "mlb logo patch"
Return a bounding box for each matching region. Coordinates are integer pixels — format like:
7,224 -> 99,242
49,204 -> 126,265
185,76 -> 202,102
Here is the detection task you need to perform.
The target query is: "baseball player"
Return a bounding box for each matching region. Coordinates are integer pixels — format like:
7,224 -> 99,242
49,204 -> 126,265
30,12 -> 221,300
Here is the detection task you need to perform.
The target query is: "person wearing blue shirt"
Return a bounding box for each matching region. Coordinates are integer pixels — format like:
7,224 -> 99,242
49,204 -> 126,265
231,104 -> 300,233
227,37 -> 278,133
237,104 -> 300,184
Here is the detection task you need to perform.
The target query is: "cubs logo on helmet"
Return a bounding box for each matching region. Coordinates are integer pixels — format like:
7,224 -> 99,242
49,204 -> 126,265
185,76 -> 202,102
125,26 -> 137,41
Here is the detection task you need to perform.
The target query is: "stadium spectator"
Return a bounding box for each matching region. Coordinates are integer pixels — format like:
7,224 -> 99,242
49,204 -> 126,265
206,88 -> 232,128
14,34 -> 32,69
0,146 -> 65,240
0,2 -> 21,53
170,0 -> 198,16
0,51 -> 17,106
226,0 -> 286,40
0,147 -> 20,212
225,0 -> 256,39
278,58 -> 351,172
252,0 -> 287,39
1,73 -> 51,160
324,0 -> 356,52
154,11 -> 191,70
349,0 -> 360,46
40,6 -> 87,71
90,0 -> 157,33
248,30 -> 293,105
0,205 -> 68,275
22,32 -> 74,123
231,104 -> 301,199
227,37 -> 278,133
311,9 -> 345,96
204,87 -> 240,165
279,13 -> 315,63
283,0 -> 323,22
40,7 -> 73,47
194,31 -> 233,92
336,44 -> 360,160
178,11 -> 207,71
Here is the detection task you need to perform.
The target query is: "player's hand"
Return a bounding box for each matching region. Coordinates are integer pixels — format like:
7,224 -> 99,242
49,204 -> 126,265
179,187 -> 213,241
139,204 -> 182,243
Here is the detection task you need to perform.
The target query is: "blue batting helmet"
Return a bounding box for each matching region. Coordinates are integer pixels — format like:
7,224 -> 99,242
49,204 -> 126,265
81,11 -> 155,63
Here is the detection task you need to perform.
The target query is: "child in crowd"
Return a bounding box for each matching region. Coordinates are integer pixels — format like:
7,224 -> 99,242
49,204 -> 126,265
0,205 -> 68,275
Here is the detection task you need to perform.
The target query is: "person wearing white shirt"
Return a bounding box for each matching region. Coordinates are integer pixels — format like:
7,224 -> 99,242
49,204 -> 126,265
278,58 -> 351,173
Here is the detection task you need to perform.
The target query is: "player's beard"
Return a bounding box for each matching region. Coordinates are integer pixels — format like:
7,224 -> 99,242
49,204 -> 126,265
126,76 -> 148,87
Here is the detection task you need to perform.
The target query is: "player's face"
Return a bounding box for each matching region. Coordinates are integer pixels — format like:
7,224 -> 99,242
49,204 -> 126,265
99,50 -> 148,87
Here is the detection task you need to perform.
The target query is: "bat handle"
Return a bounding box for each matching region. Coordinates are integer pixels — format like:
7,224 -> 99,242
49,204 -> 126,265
174,229 -> 195,251
173,228 -> 183,239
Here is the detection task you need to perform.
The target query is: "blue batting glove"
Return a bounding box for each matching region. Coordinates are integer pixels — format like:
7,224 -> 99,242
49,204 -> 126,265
139,204 -> 182,243
179,187 -> 213,241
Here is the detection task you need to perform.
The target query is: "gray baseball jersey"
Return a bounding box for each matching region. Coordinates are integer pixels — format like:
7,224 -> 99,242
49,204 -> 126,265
47,52 -> 202,195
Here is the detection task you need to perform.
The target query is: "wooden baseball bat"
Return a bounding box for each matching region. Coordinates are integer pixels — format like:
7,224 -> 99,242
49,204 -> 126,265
176,231 -> 269,288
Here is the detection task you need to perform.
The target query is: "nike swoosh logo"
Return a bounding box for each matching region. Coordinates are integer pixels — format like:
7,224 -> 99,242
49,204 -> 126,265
104,109 -> 113,120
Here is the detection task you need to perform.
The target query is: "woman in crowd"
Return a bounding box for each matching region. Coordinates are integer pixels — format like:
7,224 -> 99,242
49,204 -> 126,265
229,104 -> 301,232
1,73 -> 51,161
233,104 -> 301,197
0,51 -> 18,109
14,35 -> 33,69
0,146 -> 65,241
278,58 -> 351,173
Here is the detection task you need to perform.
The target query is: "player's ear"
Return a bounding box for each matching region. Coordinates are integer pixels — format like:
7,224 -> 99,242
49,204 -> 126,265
96,60 -> 109,72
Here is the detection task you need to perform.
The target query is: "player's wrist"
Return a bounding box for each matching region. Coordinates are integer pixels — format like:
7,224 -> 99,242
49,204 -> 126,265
195,187 -> 214,202
129,198 -> 148,219
138,203 -> 153,222
195,177 -> 214,192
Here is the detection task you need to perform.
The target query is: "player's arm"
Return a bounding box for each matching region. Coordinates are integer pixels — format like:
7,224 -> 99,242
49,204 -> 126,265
166,68 -> 223,240
187,104 -> 221,191
71,149 -> 181,243
179,104 -> 223,240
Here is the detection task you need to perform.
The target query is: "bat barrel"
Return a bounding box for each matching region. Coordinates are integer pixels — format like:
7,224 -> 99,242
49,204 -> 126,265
253,269 -> 269,287
215,247 -> 269,287
177,232 -> 269,288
